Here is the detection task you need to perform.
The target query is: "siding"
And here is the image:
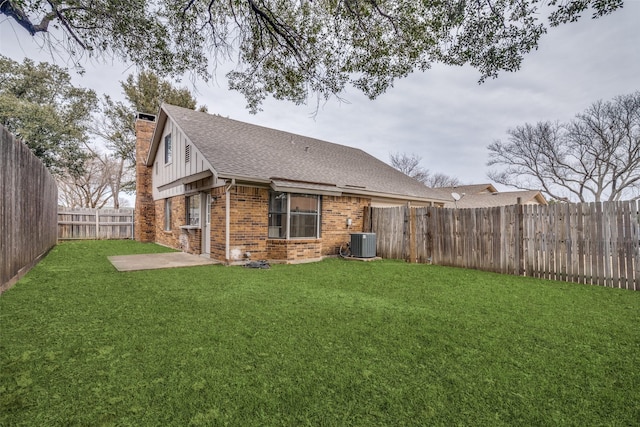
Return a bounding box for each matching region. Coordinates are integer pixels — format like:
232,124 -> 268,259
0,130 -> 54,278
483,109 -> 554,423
152,120 -> 216,200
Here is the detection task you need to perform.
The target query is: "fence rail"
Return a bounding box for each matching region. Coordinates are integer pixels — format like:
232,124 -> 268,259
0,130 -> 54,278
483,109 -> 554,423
1,126 -> 58,293
58,208 -> 134,240
365,201 -> 640,290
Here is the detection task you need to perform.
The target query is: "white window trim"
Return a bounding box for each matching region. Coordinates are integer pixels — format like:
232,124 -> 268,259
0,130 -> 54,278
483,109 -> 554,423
269,192 -> 321,240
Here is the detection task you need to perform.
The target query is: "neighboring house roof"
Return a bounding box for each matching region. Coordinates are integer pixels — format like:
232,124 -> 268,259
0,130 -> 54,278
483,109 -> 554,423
442,190 -> 548,208
148,104 -> 449,203
436,184 -> 499,195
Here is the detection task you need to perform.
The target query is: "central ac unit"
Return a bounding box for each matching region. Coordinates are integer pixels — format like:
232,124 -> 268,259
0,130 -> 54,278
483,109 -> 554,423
350,233 -> 376,258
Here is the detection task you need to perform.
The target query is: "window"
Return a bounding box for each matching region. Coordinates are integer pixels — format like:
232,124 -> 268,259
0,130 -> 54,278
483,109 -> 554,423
268,192 -> 287,238
164,199 -> 171,231
290,194 -> 320,238
186,194 -> 200,226
185,144 -> 191,163
268,192 -> 320,239
164,134 -> 172,164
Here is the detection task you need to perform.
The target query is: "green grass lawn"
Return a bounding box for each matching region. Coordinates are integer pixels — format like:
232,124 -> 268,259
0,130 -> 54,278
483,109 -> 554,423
1,241 -> 639,426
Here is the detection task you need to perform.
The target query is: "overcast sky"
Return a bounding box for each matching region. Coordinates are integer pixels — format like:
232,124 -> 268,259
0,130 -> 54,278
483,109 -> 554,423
1,3 -> 639,191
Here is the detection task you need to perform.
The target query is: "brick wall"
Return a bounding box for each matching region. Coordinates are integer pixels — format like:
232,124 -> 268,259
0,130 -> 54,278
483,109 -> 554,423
221,187 -> 370,263
181,228 -> 202,255
154,195 -> 202,255
221,186 -> 365,263
144,180 -> 371,263
321,195 -> 370,256
228,186 -> 270,261
210,186 -> 227,261
134,116 -> 157,243
267,239 -> 322,262
209,185 -> 271,263
155,196 -> 183,250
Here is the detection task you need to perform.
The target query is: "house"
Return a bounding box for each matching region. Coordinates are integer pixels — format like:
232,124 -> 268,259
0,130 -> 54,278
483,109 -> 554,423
436,184 -> 548,208
135,104 -> 449,264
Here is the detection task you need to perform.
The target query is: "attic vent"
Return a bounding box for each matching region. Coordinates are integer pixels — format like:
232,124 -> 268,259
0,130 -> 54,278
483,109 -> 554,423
185,144 -> 191,163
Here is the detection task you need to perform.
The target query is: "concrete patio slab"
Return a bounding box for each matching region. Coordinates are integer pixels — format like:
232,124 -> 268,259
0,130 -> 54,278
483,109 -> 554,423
108,252 -> 218,272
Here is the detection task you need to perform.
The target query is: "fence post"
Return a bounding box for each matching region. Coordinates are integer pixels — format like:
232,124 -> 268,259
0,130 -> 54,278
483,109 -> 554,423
516,198 -> 524,276
363,206 -> 371,233
95,209 -> 100,239
409,207 -> 417,263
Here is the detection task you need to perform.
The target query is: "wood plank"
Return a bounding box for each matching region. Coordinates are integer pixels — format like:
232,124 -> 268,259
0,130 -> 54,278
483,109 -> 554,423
534,204 -> 544,279
627,200 -> 640,291
409,208 -> 417,263
620,202 -> 630,289
602,202 -> 612,287
1,126 -> 58,292
576,203 -> 586,284
593,202 -> 604,286
57,207 -> 134,240
611,202 -> 621,288
560,203 -> 569,282
366,203 -> 639,292
557,203 -> 564,281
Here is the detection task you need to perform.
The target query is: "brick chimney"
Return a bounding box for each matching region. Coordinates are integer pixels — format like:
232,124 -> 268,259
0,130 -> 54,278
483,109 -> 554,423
134,113 -> 157,242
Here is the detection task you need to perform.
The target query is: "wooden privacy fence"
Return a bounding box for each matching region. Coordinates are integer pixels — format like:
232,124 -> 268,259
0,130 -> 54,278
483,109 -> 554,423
58,208 -> 134,239
365,201 -> 640,290
1,126 -> 58,292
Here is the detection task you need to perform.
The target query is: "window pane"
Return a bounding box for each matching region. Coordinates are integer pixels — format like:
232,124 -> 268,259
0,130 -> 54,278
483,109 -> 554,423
164,134 -> 172,164
268,213 -> 286,238
290,213 -> 318,238
290,194 -> 317,213
268,192 -> 320,239
269,192 -> 287,213
187,195 -> 200,226
164,199 -> 171,230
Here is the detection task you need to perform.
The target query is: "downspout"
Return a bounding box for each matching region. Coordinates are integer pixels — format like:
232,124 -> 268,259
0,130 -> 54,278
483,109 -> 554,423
224,178 -> 236,263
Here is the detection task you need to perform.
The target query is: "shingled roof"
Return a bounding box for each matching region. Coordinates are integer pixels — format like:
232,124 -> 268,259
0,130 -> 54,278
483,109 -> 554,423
442,190 -> 547,208
149,104 -> 448,203
437,184 -> 498,195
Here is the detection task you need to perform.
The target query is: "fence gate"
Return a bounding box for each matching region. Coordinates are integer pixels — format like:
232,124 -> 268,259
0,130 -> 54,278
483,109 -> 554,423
58,208 -> 134,240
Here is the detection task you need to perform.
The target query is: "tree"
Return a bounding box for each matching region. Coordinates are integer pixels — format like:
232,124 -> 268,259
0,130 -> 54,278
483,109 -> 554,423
57,154 -> 118,208
90,71 -> 206,206
429,173 -> 461,188
1,1 -> 623,113
390,152 -> 430,183
390,152 -> 460,187
96,71 -> 206,166
121,71 -> 207,115
487,91 -> 640,202
0,55 -> 97,175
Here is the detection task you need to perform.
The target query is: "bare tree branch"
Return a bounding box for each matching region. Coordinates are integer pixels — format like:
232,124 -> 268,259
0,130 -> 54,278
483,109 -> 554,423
0,0 -> 56,35
488,91 -> 640,202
